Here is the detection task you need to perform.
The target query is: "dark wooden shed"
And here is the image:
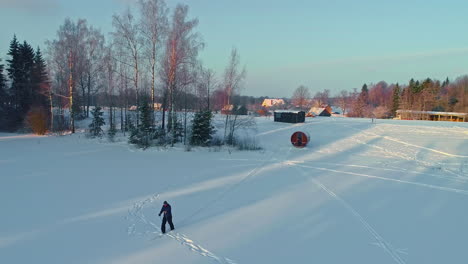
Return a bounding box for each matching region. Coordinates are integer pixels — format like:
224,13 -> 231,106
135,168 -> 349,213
274,111 -> 306,123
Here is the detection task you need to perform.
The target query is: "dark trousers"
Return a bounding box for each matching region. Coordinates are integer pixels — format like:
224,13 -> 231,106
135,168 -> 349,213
161,215 -> 175,233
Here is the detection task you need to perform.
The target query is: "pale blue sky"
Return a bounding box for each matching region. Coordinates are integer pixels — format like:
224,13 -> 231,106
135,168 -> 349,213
1,0 -> 468,97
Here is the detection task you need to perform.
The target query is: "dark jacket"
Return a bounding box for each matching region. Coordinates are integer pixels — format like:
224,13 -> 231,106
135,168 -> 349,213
159,203 -> 172,217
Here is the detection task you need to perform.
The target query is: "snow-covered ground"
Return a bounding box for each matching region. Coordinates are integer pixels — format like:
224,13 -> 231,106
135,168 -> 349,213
1,117 -> 468,264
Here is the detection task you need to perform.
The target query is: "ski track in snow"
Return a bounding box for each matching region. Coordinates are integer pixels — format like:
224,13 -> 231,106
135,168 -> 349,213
350,136 -> 468,182
176,130 -> 299,227
256,120 -> 328,136
346,122 -> 467,158
128,195 -> 238,263
163,231 -> 237,264
135,214 -> 237,263
292,163 -> 468,196
342,123 -> 468,181
176,158 -> 271,227
126,125 -> 303,263
291,160 -> 468,184
292,164 -> 407,264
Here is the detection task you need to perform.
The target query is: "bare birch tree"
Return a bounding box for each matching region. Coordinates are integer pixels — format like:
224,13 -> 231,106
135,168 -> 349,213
196,65 -> 216,111
139,0 -> 168,125
313,89 -> 330,107
81,27 -> 106,117
46,18 -> 89,133
160,4 -> 203,138
291,85 -> 310,110
222,48 -> 246,144
115,47 -> 131,133
102,45 -> 117,129
112,9 -> 142,125
337,90 -> 350,115
223,48 -> 246,107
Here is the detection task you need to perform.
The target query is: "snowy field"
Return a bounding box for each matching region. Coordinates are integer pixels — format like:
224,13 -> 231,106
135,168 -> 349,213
1,117 -> 468,264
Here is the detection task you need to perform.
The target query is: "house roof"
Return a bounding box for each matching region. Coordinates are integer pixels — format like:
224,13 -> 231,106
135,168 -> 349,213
262,99 -> 285,107
308,107 -> 326,115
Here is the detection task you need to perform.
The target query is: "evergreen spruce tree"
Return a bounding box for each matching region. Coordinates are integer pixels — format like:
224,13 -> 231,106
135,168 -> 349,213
129,127 -> 139,144
171,114 -> 184,145
412,80 -> 422,93
409,78 -> 415,89
362,83 -> 368,92
7,35 -> 21,112
0,59 -> 7,109
6,37 -> 37,129
236,105 -> 248,115
391,84 -> 401,117
360,83 -> 369,102
190,111 -> 215,146
0,59 -> 8,130
139,103 -> 152,133
88,107 -> 105,137
129,103 -> 153,149
190,112 -> 203,146
18,41 -> 36,115
353,83 -> 369,117
138,103 -> 153,148
442,77 -> 450,88
31,47 -> 49,109
108,122 -> 117,141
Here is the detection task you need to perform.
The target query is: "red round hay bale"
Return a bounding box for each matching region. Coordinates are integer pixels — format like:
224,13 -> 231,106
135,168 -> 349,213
291,131 -> 309,148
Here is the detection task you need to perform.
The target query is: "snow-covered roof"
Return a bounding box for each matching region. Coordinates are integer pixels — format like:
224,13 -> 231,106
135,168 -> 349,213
274,110 -> 304,113
262,99 -> 285,107
308,107 -> 326,115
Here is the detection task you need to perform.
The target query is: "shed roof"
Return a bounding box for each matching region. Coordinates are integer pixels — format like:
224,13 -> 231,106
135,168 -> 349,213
274,110 -> 304,113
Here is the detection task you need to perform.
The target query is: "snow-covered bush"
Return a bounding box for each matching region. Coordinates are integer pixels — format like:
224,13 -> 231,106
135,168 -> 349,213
372,106 -> 391,119
231,136 -> 262,151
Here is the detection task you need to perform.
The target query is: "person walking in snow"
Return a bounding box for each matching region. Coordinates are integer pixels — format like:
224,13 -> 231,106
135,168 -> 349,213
159,201 -> 175,234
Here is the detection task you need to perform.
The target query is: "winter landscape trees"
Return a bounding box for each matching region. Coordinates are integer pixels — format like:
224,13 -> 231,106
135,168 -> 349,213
0,1 -> 229,148
0,36 -> 50,131
344,79 -> 467,118
291,79 -> 466,119
0,0 -> 466,141
291,85 -> 310,110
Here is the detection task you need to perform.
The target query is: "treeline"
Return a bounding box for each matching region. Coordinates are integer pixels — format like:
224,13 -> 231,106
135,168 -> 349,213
0,0 -> 260,150
43,1 -> 210,137
291,77 -> 467,118
0,36 -> 49,132
342,77 -> 467,118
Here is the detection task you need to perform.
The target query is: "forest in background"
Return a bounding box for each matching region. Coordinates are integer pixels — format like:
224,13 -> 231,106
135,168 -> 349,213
0,0 -> 467,137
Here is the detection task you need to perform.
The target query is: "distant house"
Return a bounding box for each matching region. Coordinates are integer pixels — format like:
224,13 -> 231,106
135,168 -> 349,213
153,103 -> 162,110
274,110 -> 305,123
262,99 -> 285,107
396,110 -> 467,122
308,105 -> 332,117
330,106 -> 344,115
129,104 -> 162,111
221,104 -> 234,115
